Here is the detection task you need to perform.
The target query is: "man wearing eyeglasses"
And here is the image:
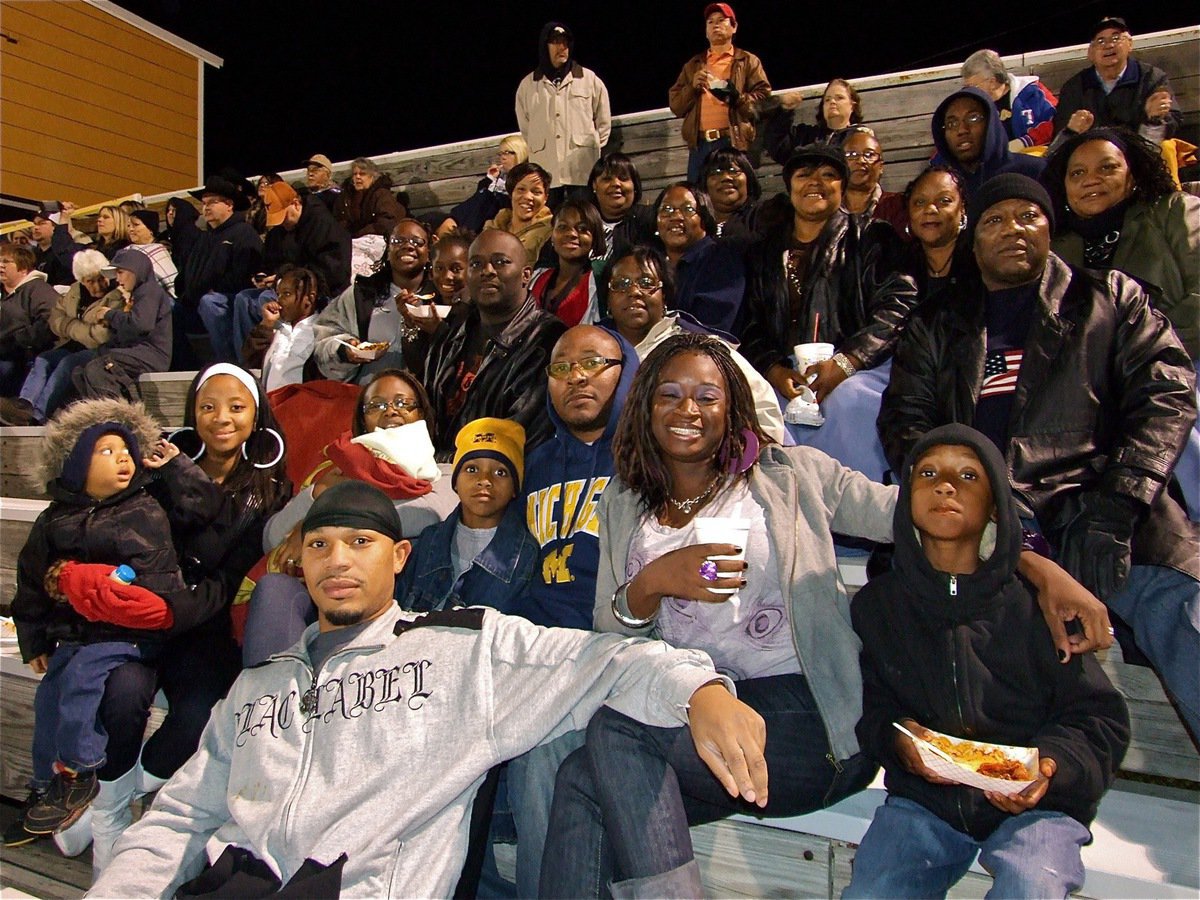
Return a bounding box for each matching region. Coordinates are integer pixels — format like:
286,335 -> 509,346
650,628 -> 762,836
497,323 -> 638,895
424,230 -> 566,458
930,87 -> 1045,197
1053,17 -> 1180,146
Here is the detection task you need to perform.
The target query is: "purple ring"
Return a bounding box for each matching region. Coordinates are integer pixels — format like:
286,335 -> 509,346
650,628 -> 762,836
699,560 -> 719,581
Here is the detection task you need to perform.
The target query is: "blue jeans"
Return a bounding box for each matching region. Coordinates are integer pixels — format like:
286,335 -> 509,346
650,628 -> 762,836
541,673 -> 877,897
1107,564 -> 1200,736
232,287 -> 276,361
197,291 -> 240,363
1174,361 -> 1199,521
20,346 -> 96,419
787,359 -> 892,484
241,573 -> 316,667
507,728 -> 586,897
687,136 -> 732,184
32,642 -> 146,785
843,795 -> 1089,899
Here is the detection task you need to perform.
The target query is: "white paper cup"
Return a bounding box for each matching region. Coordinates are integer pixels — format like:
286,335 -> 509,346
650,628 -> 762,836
693,517 -> 751,597
793,342 -> 835,373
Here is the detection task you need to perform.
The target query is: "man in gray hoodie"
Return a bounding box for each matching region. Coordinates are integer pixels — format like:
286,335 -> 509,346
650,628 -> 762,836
89,481 -> 766,898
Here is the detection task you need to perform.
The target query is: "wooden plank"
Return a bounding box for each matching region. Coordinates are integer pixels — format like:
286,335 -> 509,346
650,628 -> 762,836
0,430 -> 47,503
43,0 -> 198,79
138,372 -> 197,429
1,66 -> 195,140
2,4 -> 197,106
693,817 -> 831,898
3,125 -> 195,189
3,99 -> 198,170
1099,645 -> 1200,783
0,673 -> 39,799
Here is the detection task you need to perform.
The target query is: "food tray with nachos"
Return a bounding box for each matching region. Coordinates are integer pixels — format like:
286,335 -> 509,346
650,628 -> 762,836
895,722 -> 1038,797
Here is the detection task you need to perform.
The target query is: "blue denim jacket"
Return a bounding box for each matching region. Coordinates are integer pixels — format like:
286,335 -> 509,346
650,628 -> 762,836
395,501 -> 539,614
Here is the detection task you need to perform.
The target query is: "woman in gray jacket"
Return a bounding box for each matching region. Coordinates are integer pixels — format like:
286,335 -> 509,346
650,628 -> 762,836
543,332 -> 1118,897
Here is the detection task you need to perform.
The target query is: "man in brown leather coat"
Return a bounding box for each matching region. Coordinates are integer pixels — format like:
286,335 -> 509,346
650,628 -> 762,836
668,3 -> 771,183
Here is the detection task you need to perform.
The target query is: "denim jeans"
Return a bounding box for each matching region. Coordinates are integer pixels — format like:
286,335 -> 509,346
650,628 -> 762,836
20,346 -> 96,419
541,673 -> 877,897
1174,361 -> 1199,521
507,728 -> 586,897
231,287 -> 275,361
32,642 -> 146,785
843,795 -> 1089,899
197,291 -> 240,363
687,136 -> 732,185
1107,564 -> 1200,736
786,360 -> 892,484
241,573 -> 316,667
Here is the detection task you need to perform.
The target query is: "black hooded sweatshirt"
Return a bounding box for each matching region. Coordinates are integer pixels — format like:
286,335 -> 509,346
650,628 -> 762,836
851,423 -> 1129,839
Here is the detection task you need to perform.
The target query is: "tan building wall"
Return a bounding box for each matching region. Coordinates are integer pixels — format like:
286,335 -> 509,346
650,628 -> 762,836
1,0 -> 217,205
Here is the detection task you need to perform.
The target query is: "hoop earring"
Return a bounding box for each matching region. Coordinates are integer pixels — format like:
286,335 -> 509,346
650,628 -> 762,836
167,426 -> 205,462
904,223 -> 911,237
958,215 -> 967,232
242,427 -> 285,470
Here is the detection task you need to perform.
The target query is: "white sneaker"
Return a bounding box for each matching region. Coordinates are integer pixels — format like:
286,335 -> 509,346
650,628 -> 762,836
53,807 -> 93,857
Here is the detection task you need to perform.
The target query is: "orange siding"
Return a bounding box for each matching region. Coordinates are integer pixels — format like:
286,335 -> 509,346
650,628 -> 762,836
0,0 -> 201,204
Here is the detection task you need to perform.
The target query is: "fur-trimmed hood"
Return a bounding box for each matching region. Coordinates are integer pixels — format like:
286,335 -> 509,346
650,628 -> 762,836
39,398 -> 162,489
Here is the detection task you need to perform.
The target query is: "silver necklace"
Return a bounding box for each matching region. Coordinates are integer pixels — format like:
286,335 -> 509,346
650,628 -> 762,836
668,476 -> 720,515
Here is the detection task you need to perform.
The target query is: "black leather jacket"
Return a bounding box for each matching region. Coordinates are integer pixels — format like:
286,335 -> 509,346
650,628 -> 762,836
739,209 -> 918,373
425,295 -> 566,459
879,254 -> 1198,579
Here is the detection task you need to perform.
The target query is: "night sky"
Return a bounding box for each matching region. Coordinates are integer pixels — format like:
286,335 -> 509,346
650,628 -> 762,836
118,0 -> 1195,178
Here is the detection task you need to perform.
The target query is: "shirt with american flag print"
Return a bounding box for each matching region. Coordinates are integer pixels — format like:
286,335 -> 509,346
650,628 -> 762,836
980,348 -> 1023,398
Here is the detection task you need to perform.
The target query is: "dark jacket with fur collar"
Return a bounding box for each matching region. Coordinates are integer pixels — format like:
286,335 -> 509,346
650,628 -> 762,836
852,423 -> 1129,839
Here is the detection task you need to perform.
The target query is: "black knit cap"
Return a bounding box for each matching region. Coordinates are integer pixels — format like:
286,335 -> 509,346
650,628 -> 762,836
967,173 -> 1055,237
302,480 -> 403,541
782,144 -> 850,188
61,422 -> 140,493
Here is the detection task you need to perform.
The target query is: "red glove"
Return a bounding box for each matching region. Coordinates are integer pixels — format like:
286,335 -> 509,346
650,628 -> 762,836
57,562 -> 174,630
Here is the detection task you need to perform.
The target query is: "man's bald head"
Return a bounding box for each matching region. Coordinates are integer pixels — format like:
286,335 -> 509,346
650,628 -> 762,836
467,229 -> 532,322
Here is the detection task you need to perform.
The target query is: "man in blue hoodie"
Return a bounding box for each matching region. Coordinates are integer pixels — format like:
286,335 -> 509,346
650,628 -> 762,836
505,323 -> 639,896
930,86 -> 1045,196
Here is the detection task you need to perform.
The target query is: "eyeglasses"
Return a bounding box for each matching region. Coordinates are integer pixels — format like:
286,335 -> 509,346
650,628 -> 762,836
498,150 -> 518,158
389,235 -> 427,248
843,149 -> 881,164
1091,34 -> 1128,48
362,397 -> 421,414
609,275 -> 662,294
546,356 -> 623,380
658,203 -> 698,218
709,165 -> 745,176
942,113 -> 986,131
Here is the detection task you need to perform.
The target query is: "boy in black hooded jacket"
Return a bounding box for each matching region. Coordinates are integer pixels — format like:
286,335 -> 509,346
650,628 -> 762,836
846,424 -> 1129,899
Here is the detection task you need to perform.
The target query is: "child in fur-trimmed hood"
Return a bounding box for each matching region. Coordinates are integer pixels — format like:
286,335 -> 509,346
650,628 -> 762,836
7,398 -> 193,846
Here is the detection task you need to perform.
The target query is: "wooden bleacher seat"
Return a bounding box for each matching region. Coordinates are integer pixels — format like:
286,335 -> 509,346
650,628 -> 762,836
0,427 -> 48,502
138,371 -> 197,430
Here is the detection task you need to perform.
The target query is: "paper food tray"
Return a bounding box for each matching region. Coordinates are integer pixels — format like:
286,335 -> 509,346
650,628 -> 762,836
405,303 -> 452,320
907,725 -> 1038,797
0,617 -> 17,644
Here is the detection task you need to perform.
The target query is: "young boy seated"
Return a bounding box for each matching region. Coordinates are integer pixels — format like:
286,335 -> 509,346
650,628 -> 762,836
241,266 -> 322,392
7,399 -> 194,846
396,416 -> 539,613
846,424 -> 1130,899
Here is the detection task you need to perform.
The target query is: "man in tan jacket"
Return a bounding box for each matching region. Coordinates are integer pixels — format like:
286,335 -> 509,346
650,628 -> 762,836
669,3 -> 772,183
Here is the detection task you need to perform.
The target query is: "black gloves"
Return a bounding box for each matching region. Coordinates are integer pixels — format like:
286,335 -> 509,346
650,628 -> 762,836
1057,492 -> 1143,600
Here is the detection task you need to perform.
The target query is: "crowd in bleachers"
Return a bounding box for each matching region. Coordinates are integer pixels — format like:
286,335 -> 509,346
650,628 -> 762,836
1,5 -> 1198,898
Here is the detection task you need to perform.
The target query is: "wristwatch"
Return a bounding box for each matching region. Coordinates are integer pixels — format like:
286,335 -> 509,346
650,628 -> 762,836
611,580 -> 655,628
